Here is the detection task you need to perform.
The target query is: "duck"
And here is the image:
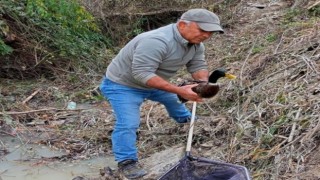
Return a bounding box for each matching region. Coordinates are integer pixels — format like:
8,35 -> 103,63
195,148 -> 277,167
178,69 -> 236,103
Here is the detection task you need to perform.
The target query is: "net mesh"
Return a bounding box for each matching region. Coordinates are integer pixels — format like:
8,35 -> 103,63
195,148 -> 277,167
158,156 -> 250,180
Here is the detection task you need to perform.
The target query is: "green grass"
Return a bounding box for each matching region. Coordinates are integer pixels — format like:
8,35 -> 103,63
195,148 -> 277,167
1,0 -> 112,80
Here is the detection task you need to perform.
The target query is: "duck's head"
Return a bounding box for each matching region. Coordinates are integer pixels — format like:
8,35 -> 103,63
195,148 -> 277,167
208,69 -> 237,83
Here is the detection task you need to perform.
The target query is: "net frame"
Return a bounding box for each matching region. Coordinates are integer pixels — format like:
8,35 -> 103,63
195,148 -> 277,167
158,102 -> 251,180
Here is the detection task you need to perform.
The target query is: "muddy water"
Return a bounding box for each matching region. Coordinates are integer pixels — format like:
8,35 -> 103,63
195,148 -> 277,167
0,136 -> 116,180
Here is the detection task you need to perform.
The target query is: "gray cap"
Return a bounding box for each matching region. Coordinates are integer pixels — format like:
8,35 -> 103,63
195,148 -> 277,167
180,9 -> 224,33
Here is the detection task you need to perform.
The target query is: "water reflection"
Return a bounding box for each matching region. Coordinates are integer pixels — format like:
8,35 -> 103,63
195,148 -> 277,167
0,136 -> 116,180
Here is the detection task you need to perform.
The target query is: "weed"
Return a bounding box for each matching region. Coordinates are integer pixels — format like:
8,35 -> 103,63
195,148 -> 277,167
308,6 -> 320,17
24,0 -> 110,59
252,45 -> 264,54
1,0 -> 112,80
276,93 -> 286,104
283,9 -> 302,24
0,39 -> 13,55
265,33 -> 277,43
126,17 -> 147,38
261,133 -> 274,144
0,20 -> 13,55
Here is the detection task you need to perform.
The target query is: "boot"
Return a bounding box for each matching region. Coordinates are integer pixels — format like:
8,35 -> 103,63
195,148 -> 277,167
118,159 -> 147,179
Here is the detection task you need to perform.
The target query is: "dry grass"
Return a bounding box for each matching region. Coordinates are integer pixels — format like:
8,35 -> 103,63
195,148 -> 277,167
1,0 -> 320,179
197,1 -> 320,179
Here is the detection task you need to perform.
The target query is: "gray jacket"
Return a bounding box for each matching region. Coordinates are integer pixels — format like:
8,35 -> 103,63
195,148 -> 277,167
105,23 -> 208,89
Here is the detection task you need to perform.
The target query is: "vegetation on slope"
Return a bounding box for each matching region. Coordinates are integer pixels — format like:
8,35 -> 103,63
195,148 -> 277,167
1,0 -> 320,179
0,0 -> 110,80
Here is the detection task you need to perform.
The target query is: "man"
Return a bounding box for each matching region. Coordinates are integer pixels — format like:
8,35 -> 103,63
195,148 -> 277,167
100,8 -> 224,179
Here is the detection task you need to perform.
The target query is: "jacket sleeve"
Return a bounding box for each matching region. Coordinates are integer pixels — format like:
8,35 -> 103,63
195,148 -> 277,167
186,43 -> 208,73
131,37 -> 167,85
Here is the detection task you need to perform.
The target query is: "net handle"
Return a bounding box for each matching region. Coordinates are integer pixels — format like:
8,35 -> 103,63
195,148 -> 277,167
186,101 -> 197,153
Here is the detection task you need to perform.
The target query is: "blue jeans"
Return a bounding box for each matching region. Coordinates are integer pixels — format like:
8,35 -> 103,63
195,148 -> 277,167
100,77 -> 191,162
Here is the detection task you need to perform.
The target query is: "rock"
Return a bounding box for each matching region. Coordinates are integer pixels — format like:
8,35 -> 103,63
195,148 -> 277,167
141,145 -> 185,179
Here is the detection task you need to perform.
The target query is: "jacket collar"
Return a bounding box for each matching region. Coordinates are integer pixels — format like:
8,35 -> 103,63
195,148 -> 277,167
172,23 -> 190,47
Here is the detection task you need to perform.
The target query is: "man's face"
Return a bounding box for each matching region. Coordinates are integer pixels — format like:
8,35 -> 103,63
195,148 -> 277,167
179,21 -> 213,44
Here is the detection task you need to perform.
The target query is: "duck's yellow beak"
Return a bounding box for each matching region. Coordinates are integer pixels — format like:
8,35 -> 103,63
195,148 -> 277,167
225,73 -> 237,79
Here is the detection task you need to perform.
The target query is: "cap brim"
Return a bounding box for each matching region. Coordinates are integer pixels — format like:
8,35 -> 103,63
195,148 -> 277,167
198,23 -> 224,33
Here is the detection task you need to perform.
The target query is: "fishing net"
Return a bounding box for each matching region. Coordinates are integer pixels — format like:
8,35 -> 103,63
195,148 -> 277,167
158,102 -> 251,180
158,156 -> 250,180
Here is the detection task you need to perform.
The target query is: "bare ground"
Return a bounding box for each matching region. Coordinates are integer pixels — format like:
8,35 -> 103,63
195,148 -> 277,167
1,0 -> 320,180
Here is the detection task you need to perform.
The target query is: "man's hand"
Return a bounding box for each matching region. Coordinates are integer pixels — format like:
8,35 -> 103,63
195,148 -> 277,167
177,84 -> 203,103
177,80 -> 220,103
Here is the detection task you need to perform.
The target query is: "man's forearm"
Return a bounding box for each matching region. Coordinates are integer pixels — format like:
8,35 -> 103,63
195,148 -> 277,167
191,69 -> 209,81
146,76 -> 183,94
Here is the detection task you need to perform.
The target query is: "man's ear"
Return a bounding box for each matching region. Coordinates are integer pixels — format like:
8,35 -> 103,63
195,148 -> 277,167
177,21 -> 187,31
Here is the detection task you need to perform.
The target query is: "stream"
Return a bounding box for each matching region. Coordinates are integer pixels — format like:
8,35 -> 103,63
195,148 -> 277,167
0,136 -> 116,180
